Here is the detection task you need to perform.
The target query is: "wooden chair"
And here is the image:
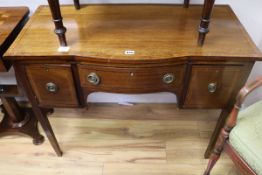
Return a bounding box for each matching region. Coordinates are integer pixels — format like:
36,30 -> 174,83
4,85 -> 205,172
203,76 -> 262,175
72,0 -> 191,9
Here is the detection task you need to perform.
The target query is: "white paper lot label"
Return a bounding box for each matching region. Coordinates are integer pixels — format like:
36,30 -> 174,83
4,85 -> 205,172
124,50 -> 135,55
58,46 -> 70,52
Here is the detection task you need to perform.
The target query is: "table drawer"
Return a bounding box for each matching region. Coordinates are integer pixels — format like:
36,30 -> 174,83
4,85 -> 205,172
78,64 -> 186,94
25,64 -> 78,107
184,65 -> 243,108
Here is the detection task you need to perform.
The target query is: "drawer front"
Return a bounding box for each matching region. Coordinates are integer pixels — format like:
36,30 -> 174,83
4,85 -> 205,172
78,64 -> 186,94
26,64 -> 78,107
184,65 -> 243,108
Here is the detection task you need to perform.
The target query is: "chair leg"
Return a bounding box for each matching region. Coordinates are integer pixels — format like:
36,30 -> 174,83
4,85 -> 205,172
184,0 -> 190,8
73,0 -> 80,10
203,153 -> 221,175
203,128 -> 229,175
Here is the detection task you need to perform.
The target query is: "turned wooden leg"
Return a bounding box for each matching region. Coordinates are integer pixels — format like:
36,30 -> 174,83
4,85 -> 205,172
1,97 -> 24,122
203,106 -> 239,174
198,0 -> 215,46
47,0 -> 67,46
0,97 -> 44,145
184,0 -> 190,8
14,64 -> 63,157
203,127 -> 229,175
73,0 -> 80,10
203,153 -> 221,175
204,109 -> 229,158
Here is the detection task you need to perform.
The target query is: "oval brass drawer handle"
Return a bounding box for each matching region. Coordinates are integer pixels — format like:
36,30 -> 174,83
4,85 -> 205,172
163,73 -> 175,84
208,82 -> 217,93
46,82 -> 59,93
87,72 -> 100,85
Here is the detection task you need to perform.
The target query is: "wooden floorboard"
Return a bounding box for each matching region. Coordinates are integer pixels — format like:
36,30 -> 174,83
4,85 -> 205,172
0,103 -> 240,175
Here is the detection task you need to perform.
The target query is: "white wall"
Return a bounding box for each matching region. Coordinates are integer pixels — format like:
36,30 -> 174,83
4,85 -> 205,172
0,0 -> 261,105
228,0 -> 262,106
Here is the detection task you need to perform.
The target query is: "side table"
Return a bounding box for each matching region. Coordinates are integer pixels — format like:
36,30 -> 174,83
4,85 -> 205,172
0,7 -> 44,144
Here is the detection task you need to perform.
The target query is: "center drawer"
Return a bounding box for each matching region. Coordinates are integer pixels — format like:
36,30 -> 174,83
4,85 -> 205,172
78,64 -> 186,94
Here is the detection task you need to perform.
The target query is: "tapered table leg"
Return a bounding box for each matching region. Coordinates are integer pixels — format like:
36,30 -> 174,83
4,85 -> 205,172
32,106 -> 62,156
73,0 -> 81,10
0,97 -> 44,145
198,0 -> 216,46
14,64 -> 63,157
204,109 -> 229,158
47,0 -> 67,47
184,0 -> 190,8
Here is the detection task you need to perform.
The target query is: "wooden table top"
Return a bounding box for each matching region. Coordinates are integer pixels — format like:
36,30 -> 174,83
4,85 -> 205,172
4,5 -> 262,62
0,7 -> 29,71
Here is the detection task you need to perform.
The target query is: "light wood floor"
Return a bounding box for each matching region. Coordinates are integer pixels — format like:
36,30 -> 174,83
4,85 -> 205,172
0,103 -> 240,175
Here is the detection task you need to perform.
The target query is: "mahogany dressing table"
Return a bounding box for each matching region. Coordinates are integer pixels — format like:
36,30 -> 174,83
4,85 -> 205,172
0,7 -> 45,144
4,5 -> 262,157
